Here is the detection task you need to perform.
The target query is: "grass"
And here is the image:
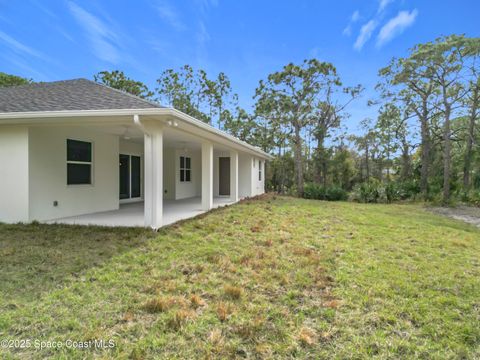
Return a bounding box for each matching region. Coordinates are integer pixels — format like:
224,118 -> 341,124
0,195 -> 479,359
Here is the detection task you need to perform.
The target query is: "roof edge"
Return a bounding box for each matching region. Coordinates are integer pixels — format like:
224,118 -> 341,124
0,108 -> 274,159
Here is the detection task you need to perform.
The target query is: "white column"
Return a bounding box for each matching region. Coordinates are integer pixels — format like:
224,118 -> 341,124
144,126 -> 163,229
201,142 -> 213,210
230,150 -> 239,202
251,157 -> 257,197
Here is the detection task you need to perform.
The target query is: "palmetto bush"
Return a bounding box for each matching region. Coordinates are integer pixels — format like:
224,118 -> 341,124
303,183 -> 348,201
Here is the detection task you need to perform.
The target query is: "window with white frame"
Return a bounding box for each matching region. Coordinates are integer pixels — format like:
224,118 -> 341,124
259,160 -> 262,181
180,156 -> 191,182
67,139 -> 92,185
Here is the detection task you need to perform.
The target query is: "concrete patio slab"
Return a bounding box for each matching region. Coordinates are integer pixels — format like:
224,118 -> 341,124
46,197 -> 235,227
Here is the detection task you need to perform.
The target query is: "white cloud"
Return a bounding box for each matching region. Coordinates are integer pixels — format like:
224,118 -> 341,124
67,1 -> 121,63
1,53 -> 49,80
154,1 -> 186,31
351,10 -> 360,22
354,20 -> 377,50
0,30 -> 49,61
377,9 -> 418,47
378,0 -> 394,13
343,10 -> 360,36
197,20 -> 210,46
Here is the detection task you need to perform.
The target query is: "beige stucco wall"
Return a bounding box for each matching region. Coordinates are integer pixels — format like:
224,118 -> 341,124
28,126 -> 119,221
163,147 -> 175,200
174,148 -> 201,200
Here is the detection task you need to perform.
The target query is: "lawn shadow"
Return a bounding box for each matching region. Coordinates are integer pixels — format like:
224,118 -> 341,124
0,222 -> 153,307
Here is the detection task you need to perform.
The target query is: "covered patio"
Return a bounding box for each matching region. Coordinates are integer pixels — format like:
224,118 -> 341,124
48,197 -> 235,227
0,80 -> 271,227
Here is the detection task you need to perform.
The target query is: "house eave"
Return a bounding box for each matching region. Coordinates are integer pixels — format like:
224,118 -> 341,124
0,108 -> 274,160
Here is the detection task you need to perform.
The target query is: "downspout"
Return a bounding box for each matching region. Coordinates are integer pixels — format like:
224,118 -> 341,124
133,114 -> 150,136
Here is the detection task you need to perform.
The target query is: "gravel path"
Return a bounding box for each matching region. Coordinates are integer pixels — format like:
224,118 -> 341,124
427,205 -> 480,227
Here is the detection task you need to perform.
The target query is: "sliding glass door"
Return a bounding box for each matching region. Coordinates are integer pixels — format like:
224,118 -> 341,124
119,154 -> 141,200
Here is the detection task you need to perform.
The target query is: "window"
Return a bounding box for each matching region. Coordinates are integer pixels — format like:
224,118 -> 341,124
67,139 -> 92,185
259,160 -> 262,181
180,156 -> 191,182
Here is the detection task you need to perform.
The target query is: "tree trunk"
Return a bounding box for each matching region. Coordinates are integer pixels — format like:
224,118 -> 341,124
365,144 -> 370,180
420,103 -> 430,200
314,132 -> 325,184
386,151 -> 390,182
463,87 -> 479,190
442,103 -> 452,204
400,140 -> 411,181
322,156 -> 328,188
293,125 -> 304,197
276,146 -> 282,193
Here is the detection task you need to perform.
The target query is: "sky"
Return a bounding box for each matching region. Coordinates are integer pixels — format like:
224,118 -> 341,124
0,0 -> 479,132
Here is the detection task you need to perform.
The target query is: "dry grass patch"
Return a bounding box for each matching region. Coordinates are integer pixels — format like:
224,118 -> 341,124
216,302 -> 234,322
167,309 -> 195,330
143,296 -> 175,313
224,285 -> 243,300
297,327 -> 317,346
190,294 -> 206,308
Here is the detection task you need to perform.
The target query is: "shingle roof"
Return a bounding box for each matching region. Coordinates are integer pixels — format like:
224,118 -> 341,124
0,78 -> 162,113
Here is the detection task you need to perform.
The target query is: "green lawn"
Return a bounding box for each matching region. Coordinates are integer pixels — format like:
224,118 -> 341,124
1,196 -> 479,359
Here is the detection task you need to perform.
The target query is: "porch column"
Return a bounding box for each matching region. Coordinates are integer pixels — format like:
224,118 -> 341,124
144,125 -> 163,229
201,142 -> 213,210
230,150 -> 239,202
251,157 -> 257,197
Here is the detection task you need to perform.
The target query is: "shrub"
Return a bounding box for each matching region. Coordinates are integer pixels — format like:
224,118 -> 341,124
459,189 -> 480,206
350,180 -> 421,203
396,180 -> 420,200
303,183 -> 347,201
326,186 -> 348,201
385,182 -> 400,203
349,180 -> 386,203
303,183 -> 326,200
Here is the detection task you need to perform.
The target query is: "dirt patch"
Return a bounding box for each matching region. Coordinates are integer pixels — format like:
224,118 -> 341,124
427,205 -> 480,227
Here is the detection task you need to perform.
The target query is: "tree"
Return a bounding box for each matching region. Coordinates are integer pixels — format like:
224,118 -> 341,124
375,104 -> 400,181
94,70 -> 153,99
379,49 -> 438,199
375,103 -> 414,181
254,59 -> 340,197
224,107 -> 256,143
156,65 -> 238,127
0,72 -> 31,87
462,39 -> 480,190
312,81 -> 363,187
412,35 -> 476,203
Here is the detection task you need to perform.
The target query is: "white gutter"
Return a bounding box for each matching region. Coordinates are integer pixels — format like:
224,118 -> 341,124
0,107 -> 274,159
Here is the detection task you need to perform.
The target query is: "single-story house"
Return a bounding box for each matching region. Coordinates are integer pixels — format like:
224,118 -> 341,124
0,79 -> 272,228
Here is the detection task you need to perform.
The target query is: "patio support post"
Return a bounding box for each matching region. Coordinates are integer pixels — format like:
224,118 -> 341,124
143,123 -> 163,229
251,157 -> 256,197
230,150 -> 239,202
201,141 -> 213,211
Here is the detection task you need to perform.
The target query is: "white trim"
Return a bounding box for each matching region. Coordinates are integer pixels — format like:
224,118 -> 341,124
119,152 -> 143,202
0,108 -> 273,160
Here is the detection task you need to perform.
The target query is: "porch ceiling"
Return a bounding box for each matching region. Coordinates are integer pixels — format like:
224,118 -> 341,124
75,123 -> 233,151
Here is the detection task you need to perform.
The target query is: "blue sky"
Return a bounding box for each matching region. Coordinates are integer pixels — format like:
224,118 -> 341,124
0,0 -> 479,131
